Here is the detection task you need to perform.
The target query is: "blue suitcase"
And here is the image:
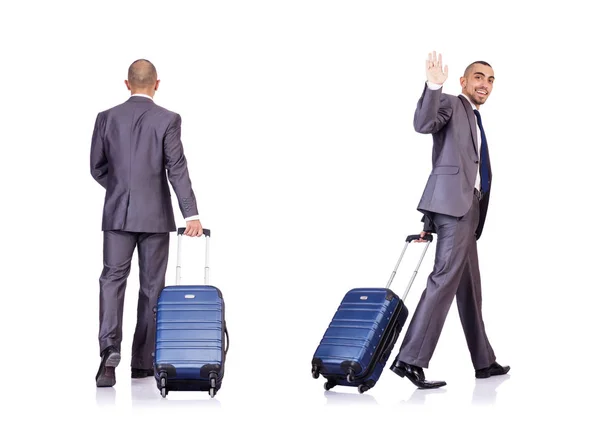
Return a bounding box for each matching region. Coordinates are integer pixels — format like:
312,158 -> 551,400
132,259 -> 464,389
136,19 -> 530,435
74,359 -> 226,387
311,234 -> 432,394
154,228 -> 229,398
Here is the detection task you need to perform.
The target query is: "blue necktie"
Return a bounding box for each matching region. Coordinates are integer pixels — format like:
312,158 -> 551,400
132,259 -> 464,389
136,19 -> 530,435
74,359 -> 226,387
473,109 -> 490,194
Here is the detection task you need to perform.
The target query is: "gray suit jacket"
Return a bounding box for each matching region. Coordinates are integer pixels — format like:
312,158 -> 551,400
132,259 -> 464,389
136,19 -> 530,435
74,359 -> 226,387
413,83 -> 492,239
90,96 -> 198,233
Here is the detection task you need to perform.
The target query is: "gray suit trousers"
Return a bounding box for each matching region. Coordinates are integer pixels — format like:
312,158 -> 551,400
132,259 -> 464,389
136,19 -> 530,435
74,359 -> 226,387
98,231 -> 169,369
397,194 -> 496,370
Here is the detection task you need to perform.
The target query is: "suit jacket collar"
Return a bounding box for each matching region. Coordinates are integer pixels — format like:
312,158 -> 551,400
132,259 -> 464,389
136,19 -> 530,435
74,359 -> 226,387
127,95 -> 154,103
458,94 -> 478,155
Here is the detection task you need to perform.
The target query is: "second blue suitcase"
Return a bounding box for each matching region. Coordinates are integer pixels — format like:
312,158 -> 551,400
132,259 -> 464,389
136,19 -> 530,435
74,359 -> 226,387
154,228 -> 229,398
311,234 -> 432,394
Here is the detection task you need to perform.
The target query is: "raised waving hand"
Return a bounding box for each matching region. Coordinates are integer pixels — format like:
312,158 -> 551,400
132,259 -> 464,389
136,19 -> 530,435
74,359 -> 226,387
426,51 -> 448,85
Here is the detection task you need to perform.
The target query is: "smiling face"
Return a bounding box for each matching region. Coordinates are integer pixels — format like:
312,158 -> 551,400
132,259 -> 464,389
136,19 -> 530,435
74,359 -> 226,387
460,62 -> 494,109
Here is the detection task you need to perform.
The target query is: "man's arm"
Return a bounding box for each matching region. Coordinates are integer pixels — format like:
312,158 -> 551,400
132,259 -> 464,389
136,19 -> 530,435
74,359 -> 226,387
184,215 -> 203,236
164,113 -> 203,237
413,51 -> 452,134
90,113 -> 108,189
421,213 -> 436,233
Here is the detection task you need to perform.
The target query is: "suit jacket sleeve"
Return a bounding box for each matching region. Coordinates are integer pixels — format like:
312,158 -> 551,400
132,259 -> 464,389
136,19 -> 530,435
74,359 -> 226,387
421,214 -> 436,233
90,112 -> 108,189
163,113 -> 199,218
413,83 -> 453,134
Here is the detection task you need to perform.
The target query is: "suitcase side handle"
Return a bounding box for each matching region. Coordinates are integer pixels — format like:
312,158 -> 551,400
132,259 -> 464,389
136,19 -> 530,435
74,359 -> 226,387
379,319 -> 402,362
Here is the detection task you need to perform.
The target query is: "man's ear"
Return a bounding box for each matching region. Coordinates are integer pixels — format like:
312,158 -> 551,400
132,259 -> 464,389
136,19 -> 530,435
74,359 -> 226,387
155,79 -> 160,91
125,80 -> 131,91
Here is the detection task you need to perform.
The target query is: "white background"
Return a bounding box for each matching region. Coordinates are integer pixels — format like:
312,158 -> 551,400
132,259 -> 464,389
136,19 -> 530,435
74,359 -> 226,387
2,0 -> 598,438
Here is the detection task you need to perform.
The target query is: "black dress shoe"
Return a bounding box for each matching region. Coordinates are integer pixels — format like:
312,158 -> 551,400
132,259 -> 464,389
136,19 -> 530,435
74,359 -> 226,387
390,359 -> 447,389
131,368 -> 154,379
96,346 -> 121,387
475,361 -> 510,378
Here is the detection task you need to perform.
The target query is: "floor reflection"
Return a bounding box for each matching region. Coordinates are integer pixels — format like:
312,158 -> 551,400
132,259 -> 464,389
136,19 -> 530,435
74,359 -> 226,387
95,386 -> 116,406
94,378 -> 223,408
323,388 -> 379,405
131,378 -> 223,408
471,374 -> 510,405
400,387 -> 447,405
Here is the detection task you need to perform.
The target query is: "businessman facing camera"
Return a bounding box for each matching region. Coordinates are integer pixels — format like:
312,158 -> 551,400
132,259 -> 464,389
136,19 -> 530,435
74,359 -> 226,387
390,52 -> 510,389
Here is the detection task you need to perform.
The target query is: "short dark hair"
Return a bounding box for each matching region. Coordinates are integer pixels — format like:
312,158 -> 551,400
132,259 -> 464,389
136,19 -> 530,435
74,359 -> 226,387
127,59 -> 157,88
464,61 -> 492,76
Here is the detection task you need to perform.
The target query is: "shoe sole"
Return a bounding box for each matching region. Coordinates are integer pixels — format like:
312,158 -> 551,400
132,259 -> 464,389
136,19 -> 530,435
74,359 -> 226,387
105,352 -> 121,368
417,381 -> 446,389
96,352 -> 121,387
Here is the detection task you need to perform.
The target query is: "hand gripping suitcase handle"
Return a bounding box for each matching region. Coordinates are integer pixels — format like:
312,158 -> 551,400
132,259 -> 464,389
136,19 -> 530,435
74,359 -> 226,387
405,234 -> 433,243
386,233 -> 433,302
177,227 -> 211,237
175,227 -> 211,286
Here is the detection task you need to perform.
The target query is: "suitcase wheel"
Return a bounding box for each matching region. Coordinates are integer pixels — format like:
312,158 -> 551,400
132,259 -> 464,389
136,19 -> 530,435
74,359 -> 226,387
324,380 -> 336,391
208,373 -> 218,398
346,372 -> 355,383
358,384 -> 370,394
159,374 -> 168,398
311,366 -> 320,379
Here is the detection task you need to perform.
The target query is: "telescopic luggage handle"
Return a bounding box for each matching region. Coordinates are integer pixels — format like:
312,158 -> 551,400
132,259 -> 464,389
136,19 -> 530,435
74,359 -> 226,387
386,233 -> 433,302
173,228 -> 229,360
405,234 -> 433,243
177,228 -> 211,237
176,227 -> 211,285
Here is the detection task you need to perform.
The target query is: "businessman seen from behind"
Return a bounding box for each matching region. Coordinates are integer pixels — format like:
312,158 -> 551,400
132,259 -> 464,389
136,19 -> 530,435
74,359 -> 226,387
390,52 -> 510,388
91,59 -> 203,387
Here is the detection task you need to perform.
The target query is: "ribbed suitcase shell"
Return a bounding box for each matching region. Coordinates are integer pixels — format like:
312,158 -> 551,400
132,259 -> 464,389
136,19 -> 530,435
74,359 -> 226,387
311,234 -> 432,393
312,287 -> 407,391
154,285 -> 225,394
